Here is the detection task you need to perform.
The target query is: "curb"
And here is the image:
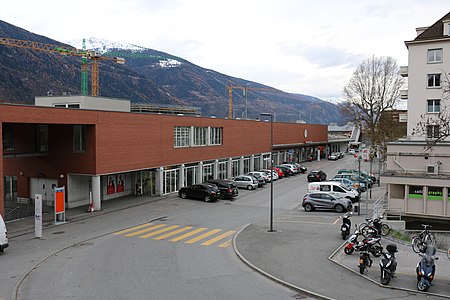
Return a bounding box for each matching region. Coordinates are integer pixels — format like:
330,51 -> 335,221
232,223 -> 334,300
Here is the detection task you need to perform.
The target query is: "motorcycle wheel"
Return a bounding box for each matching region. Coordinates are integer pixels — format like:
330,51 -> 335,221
417,280 -> 429,292
371,246 -> 382,258
359,264 -> 366,274
380,270 -> 391,285
342,232 -> 348,240
344,246 -> 354,255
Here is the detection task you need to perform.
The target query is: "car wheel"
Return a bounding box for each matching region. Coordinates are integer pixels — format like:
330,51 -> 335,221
247,185 -> 254,190
204,195 -> 211,202
304,204 -> 313,212
335,204 -> 344,213
180,192 -> 187,199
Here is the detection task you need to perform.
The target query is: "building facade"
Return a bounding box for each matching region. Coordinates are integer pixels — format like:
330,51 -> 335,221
381,12 -> 450,224
1,99 -> 328,220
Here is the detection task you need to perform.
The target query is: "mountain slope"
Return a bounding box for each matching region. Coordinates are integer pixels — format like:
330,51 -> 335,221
0,20 -> 346,124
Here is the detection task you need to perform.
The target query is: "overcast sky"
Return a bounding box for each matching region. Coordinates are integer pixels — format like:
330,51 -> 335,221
1,1 -> 449,101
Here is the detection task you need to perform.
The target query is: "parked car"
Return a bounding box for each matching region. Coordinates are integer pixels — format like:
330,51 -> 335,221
178,183 -> 221,202
247,171 -> 271,183
276,165 -> 294,176
307,170 -> 327,182
261,169 -> 279,180
331,174 -> 368,190
328,153 -> 339,160
280,163 -> 299,174
0,214 -> 8,253
337,169 -> 376,183
307,181 -> 360,203
205,179 -> 239,200
302,192 -> 352,213
246,173 -> 266,187
272,167 -> 285,178
329,177 -> 366,192
232,175 -> 259,190
281,162 -> 307,173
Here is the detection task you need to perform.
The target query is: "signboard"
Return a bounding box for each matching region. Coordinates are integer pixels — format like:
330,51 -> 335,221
54,187 -> 66,224
35,194 -> 42,238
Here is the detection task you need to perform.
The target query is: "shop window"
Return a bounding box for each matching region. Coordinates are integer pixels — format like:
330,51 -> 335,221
427,186 -> 443,200
408,186 -> 423,198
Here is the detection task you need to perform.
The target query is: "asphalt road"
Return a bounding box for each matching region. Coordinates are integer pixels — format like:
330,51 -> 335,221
0,155 -> 402,300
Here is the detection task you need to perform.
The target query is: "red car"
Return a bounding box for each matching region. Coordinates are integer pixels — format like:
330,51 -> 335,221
272,167 -> 285,178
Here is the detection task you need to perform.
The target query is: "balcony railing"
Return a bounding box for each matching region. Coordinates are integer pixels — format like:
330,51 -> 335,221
400,89 -> 408,99
400,66 -> 408,77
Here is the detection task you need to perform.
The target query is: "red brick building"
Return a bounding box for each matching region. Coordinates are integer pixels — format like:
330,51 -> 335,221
1,97 -> 328,220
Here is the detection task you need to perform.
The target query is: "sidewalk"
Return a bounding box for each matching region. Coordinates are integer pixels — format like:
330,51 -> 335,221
5,194 -> 163,238
233,186 -> 450,300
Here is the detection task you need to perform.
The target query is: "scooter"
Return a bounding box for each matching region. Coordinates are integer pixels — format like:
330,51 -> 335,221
416,245 -> 438,292
340,212 -> 352,240
344,228 -> 382,257
379,243 -> 398,285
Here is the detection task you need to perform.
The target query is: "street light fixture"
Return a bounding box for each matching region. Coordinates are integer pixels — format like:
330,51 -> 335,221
260,113 -> 275,232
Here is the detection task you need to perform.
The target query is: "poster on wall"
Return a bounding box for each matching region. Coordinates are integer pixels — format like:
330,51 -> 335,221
107,175 -> 116,195
117,174 -> 125,193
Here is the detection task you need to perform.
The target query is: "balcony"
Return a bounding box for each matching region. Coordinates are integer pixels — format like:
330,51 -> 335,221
400,89 -> 408,100
400,66 -> 408,77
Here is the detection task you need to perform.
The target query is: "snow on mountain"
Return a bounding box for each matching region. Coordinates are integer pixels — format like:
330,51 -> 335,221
65,37 -> 182,68
66,37 -> 146,53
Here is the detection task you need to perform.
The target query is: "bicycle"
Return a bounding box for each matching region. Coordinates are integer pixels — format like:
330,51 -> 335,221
359,216 -> 390,237
411,224 -> 436,254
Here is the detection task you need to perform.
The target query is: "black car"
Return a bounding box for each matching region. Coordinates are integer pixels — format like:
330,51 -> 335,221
178,183 -> 220,202
307,170 -> 327,182
205,179 -> 239,200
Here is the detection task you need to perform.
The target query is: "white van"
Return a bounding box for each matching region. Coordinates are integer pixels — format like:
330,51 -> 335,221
307,181 -> 359,203
0,214 -> 8,253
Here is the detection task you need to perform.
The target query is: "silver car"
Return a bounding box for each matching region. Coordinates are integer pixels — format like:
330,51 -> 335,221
232,175 -> 259,190
302,192 -> 352,213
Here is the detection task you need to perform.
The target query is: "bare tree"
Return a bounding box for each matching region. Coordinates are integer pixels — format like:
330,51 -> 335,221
343,55 -> 405,146
412,72 -> 450,149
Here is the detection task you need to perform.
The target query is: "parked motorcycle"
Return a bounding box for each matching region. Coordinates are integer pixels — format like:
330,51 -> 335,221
359,242 -> 373,274
344,229 -> 382,257
379,243 -> 398,285
340,212 -> 352,240
416,245 -> 439,292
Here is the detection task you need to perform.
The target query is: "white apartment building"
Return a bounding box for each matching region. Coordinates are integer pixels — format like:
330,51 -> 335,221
381,12 -> 450,225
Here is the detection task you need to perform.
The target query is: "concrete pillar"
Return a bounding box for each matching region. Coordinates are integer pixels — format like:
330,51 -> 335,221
228,158 -> 233,179
91,175 -> 101,211
198,162 -> 203,183
239,156 -> 244,174
156,167 -> 164,196
213,160 -> 219,179
250,155 -> 255,171
179,164 -> 185,188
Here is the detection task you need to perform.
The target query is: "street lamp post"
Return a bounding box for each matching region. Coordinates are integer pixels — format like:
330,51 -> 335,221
261,113 -> 275,232
244,84 -> 250,119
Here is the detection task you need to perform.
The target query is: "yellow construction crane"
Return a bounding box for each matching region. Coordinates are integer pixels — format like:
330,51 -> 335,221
0,37 -> 125,96
227,82 -> 272,119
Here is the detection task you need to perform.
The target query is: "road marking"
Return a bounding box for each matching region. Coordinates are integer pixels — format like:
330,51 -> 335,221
113,223 -> 153,235
138,225 -> 180,238
153,226 -> 193,240
201,230 -> 236,246
218,240 -> 232,248
184,229 -> 222,244
125,224 -> 166,237
169,227 -> 208,242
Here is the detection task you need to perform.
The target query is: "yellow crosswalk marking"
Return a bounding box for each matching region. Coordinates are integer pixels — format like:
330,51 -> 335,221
184,229 -> 222,244
169,227 -> 208,242
125,224 -> 166,237
139,225 -> 180,239
113,223 -> 153,235
153,226 -> 193,240
218,240 -> 232,248
201,230 -> 236,246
